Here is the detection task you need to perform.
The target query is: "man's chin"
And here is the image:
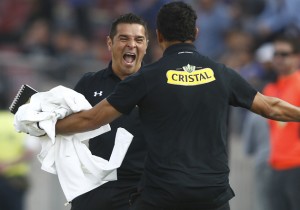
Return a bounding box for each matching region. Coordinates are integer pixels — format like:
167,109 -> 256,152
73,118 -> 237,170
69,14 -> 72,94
123,61 -> 137,69
125,66 -> 140,74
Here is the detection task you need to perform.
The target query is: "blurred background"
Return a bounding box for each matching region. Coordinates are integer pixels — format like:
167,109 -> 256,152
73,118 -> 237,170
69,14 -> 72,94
0,0 -> 299,210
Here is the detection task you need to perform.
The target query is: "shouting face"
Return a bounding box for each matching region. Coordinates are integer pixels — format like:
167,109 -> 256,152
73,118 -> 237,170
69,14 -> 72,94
107,23 -> 148,80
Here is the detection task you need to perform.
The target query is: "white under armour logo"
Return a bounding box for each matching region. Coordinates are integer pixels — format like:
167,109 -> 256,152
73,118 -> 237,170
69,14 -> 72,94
94,91 -> 103,97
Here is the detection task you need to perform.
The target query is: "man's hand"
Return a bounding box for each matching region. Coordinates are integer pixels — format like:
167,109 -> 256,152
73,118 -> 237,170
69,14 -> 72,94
24,122 -> 47,137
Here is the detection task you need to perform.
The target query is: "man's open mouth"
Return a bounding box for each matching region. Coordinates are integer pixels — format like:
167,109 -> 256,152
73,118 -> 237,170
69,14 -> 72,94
123,52 -> 136,64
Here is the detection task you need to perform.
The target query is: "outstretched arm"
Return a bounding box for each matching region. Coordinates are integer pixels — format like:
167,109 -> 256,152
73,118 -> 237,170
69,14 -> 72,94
251,92 -> 300,122
56,99 -> 122,135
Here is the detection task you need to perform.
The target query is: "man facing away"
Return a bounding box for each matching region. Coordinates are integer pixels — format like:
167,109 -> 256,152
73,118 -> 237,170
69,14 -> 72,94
70,13 -> 149,210
39,2 -> 300,210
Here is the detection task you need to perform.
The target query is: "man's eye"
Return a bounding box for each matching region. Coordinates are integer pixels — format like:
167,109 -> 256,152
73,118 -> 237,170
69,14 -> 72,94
119,37 -> 128,41
136,39 -> 144,43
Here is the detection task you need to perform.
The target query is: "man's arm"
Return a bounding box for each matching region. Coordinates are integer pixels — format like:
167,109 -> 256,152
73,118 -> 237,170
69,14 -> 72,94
56,99 -> 122,134
251,92 -> 300,122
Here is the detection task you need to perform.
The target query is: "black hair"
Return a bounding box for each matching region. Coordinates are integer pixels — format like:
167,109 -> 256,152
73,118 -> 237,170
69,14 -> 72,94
274,35 -> 300,54
156,1 -> 197,42
109,13 -> 149,39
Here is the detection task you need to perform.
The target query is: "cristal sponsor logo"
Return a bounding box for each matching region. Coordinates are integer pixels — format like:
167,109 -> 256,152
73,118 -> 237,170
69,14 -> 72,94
166,64 -> 216,86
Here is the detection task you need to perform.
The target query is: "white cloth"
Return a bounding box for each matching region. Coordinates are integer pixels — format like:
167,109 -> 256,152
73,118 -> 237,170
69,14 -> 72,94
13,86 -> 133,201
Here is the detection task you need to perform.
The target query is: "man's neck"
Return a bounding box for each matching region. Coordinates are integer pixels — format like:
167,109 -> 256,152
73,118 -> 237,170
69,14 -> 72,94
160,40 -> 193,51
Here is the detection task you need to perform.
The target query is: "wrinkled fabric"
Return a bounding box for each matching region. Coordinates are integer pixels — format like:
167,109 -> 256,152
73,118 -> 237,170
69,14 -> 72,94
13,85 -> 133,202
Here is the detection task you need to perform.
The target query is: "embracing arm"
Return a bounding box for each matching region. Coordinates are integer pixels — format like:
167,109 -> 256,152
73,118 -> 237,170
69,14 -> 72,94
56,99 -> 122,135
251,92 -> 300,122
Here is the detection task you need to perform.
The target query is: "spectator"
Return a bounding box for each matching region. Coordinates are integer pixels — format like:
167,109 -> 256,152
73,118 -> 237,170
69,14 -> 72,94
254,42 -> 277,89
194,0 -> 233,60
242,112 -> 272,210
220,29 -> 262,136
263,35 -> 300,210
252,0 -> 300,42
0,110 -> 39,210
68,0 -> 93,39
20,19 -> 54,57
0,0 -> 34,44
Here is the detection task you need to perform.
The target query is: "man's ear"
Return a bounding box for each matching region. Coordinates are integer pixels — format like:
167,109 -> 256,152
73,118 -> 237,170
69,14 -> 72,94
195,27 -> 199,39
107,36 -> 112,51
292,53 -> 300,68
145,39 -> 149,54
156,29 -> 163,44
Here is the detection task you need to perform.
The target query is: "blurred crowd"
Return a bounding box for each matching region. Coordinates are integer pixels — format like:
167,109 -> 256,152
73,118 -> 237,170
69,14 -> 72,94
1,0 -> 300,109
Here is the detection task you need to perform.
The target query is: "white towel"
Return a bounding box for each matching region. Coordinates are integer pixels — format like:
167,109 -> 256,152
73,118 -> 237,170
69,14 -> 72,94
13,86 -> 133,202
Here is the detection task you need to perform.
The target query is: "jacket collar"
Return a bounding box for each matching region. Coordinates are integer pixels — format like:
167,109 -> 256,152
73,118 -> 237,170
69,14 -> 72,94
163,43 -> 196,56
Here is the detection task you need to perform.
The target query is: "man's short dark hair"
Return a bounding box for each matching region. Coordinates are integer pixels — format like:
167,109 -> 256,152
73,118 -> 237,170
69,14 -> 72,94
109,13 -> 149,39
156,1 -> 197,42
274,35 -> 300,54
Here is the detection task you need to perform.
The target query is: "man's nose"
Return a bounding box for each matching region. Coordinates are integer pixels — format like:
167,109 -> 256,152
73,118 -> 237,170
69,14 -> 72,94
127,39 -> 136,48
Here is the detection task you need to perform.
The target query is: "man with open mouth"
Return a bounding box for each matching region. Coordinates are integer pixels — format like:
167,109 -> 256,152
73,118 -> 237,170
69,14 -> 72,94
70,13 -> 149,210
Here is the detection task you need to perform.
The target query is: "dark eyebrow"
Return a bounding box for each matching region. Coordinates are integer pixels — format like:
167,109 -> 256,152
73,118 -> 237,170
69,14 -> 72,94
118,35 -> 129,39
136,36 -> 145,39
118,35 -> 145,39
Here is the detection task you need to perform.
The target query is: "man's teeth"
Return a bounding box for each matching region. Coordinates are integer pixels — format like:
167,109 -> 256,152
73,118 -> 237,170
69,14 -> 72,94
123,53 -> 136,63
